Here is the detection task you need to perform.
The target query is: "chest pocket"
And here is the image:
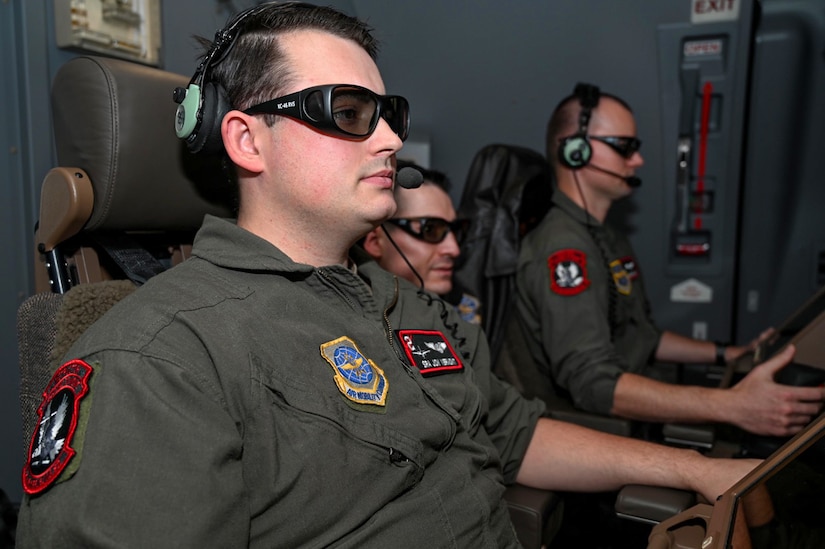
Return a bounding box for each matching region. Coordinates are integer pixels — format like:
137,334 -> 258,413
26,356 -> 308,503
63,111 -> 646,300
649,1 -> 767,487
241,353 -> 427,540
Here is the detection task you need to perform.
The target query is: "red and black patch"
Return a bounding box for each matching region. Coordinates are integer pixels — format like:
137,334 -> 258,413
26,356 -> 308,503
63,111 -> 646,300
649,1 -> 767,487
396,330 -> 463,377
620,255 -> 640,280
23,359 -> 93,495
548,249 -> 590,296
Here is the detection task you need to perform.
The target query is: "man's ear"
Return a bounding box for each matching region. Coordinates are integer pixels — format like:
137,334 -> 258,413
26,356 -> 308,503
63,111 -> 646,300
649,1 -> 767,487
362,227 -> 385,259
222,110 -> 265,174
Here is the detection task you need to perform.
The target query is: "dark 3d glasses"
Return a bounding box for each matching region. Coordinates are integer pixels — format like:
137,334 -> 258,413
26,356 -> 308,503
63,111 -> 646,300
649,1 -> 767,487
588,135 -> 642,158
244,83 -> 410,141
386,217 -> 470,244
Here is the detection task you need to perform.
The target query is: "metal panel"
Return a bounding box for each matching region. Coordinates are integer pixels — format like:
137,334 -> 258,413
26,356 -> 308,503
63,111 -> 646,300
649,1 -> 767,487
735,0 -> 825,342
642,1 -> 756,343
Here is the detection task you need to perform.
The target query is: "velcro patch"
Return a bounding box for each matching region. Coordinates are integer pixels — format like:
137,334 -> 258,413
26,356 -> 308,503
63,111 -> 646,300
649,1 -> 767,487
457,293 -> 482,325
548,249 -> 590,296
320,336 -> 388,406
397,330 -> 463,377
23,359 -> 93,495
609,259 -> 632,296
620,255 -> 639,280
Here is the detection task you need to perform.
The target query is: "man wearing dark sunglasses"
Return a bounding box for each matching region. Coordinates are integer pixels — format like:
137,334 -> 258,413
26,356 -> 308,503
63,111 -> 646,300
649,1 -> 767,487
18,6 -> 773,548
361,162 -> 481,324
511,84 -> 822,440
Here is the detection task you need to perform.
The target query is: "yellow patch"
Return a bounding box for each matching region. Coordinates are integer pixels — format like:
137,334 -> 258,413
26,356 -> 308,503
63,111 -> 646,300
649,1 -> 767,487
320,336 -> 388,406
609,259 -> 632,296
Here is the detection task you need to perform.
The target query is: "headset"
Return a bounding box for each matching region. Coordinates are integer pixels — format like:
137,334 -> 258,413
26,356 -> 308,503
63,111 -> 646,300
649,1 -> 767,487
173,2 -> 311,155
557,83 -> 601,169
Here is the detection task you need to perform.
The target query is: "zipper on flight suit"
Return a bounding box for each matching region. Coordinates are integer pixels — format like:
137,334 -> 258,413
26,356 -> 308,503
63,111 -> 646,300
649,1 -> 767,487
316,267 -> 358,310
382,277 -> 406,369
383,277 -> 462,444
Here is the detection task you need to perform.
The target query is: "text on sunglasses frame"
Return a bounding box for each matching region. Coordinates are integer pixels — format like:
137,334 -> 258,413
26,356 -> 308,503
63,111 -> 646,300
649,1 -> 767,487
243,83 -> 410,141
385,217 -> 470,244
588,135 -> 642,158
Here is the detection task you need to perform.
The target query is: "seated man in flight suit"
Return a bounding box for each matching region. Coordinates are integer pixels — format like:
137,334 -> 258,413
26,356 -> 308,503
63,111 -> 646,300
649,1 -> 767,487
513,82 -> 825,438
17,5 -> 767,547
361,160 -> 482,325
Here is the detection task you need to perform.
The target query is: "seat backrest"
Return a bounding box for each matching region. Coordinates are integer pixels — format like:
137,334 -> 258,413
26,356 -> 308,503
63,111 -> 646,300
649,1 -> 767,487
20,55 -> 233,453
453,143 -> 554,362
34,55 -> 232,294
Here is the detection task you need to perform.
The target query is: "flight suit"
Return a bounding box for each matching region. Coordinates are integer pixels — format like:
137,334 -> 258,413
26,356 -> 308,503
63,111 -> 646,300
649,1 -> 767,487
17,215 -> 545,548
515,190 -> 662,415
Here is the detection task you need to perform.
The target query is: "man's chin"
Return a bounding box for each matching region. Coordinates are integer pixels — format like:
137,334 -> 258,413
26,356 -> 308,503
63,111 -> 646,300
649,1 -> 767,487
427,278 -> 453,296
369,202 -> 397,226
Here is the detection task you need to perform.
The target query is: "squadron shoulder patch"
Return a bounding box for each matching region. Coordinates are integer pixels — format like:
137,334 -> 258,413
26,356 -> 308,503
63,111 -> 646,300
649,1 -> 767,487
320,336 -> 388,406
609,259 -> 632,296
548,249 -> 590,296
396,330 -> 463,377
23,359 -> 93,495
457,293 -> 482,325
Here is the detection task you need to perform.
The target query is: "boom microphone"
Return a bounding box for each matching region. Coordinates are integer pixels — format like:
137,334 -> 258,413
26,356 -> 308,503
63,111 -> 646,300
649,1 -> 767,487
396,166 -> 424,189
587,164 -> 642,188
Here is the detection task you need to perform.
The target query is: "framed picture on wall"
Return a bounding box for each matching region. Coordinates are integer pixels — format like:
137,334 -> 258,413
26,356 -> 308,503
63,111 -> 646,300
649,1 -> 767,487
54,0 -> 162,66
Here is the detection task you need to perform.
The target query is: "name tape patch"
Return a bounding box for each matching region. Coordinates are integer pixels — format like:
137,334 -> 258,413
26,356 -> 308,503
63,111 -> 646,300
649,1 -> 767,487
620,255 -> 639,280
396,330 -> 463,377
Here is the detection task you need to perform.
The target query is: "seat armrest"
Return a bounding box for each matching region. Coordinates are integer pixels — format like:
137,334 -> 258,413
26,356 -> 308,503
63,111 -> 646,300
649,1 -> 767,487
615,485 -> 697,525
503,484 -> 563,549
548,409 -> 634,437
662,423 -> 716,451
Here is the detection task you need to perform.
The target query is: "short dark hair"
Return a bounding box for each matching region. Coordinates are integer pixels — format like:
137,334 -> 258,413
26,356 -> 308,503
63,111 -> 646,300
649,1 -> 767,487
206,2 -> 380,122
396,159 -> 452,193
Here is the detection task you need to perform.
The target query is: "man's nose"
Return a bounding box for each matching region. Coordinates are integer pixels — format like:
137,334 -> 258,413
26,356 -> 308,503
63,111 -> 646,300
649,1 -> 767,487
372,117 -> 404,154
441,232 -> 461,257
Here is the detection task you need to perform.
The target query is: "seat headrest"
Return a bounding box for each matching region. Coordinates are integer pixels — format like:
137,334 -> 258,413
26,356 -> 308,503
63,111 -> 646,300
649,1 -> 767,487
51,56 -> 233,232
456,143 -> 553,278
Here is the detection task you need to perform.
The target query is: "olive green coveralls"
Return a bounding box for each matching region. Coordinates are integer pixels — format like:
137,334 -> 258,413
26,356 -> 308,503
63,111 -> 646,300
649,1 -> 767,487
515,190 -> 662,415
17,215 -> 545,548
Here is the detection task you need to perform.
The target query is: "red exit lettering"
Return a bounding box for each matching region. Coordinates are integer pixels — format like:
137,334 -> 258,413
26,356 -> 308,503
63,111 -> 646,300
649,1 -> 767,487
694,0 -> 736,14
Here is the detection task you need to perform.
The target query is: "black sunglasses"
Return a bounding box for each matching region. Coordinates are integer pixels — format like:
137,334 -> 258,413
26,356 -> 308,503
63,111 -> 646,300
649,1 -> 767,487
243,84 -> 410,141
588,135 -> 642,158
385,217 -> 470,244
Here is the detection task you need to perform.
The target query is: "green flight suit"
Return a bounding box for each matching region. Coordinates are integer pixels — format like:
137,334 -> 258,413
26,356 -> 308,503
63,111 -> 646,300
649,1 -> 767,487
17,215 -> 545,548
515,190 -> 662,415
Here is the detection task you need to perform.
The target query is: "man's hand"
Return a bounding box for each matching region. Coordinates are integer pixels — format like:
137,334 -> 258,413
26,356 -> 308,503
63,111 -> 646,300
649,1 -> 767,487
728,345 -> 825,436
